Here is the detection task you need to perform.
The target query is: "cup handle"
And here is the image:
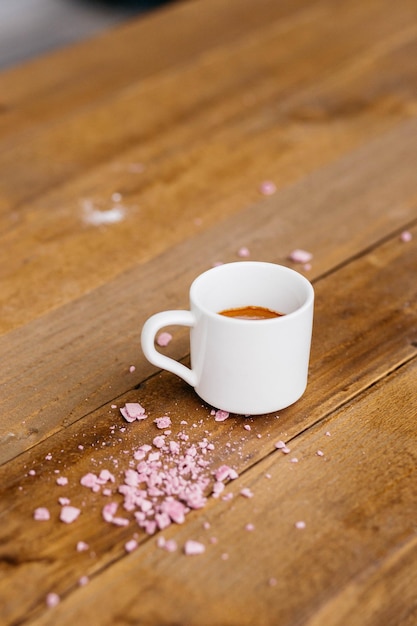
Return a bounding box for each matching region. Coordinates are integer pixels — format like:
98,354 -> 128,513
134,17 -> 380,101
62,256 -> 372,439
141,310 -> 198,387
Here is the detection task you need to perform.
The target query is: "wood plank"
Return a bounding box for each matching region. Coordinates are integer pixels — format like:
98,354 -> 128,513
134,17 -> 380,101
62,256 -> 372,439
2,345 -> 416,625
0,0 -> 310,139
1,0 -> 417,332
1,121 -> 416,462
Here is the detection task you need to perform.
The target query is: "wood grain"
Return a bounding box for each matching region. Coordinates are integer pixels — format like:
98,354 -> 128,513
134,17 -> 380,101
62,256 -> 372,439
1,226 -> 416,622
1,0 -> 417,623
1,117 -> 417,462
1,0 -> 416,334
2,353 -> 416,625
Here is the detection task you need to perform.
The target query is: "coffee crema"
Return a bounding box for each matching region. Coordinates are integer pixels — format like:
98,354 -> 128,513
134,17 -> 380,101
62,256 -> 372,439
219,305 -> 284,320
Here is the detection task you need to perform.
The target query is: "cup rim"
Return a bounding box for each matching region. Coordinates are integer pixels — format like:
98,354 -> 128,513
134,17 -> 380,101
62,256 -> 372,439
189,261 -> 314,323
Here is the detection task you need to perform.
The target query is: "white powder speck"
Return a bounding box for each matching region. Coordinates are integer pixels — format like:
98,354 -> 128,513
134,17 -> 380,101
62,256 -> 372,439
82,199 -> 125,226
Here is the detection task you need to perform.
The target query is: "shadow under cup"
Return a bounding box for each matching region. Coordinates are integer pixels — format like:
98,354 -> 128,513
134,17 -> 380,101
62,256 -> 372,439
188,262 -> 314,414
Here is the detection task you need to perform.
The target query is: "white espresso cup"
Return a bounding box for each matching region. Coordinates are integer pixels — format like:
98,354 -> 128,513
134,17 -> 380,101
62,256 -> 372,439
141,261 -> 314,415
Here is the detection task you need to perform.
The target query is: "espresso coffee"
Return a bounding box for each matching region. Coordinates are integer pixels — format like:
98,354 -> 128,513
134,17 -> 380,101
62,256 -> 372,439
219,305 -> 284,320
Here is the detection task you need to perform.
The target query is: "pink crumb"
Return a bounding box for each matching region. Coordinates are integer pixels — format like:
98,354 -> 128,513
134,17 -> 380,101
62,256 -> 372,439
120,402 -> 147,423
237,246 -> 250,258
289,249 -> 313,264
244,424 -> 251,431
214,465 -> 239,482
46,592 -> 60,608
56,476 -> 68,486
184,540 -> 206,555
76,541 -> 89,552
316,450 -> 324,457
156,332 -> 173,347
34,507 -> 50,521
214,410 -> 230,422
245,523 -> 255,531
129,365 -> 136,373
274,440 -> 286,449
78,576 -> 89,587
154,415 -> 172,429
240,488 -> 254,498
153,435 -> 166,449
259,180 -> 277,196
295,520 -> 306,529
400,230 -> 412,242
60,506 -> 81,524
125,539 -> 138,553
164,539 -> 178,552
158,537 -> 178,552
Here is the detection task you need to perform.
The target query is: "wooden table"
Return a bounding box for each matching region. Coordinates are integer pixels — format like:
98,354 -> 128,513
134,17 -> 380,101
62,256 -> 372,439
1,0 -> 417,623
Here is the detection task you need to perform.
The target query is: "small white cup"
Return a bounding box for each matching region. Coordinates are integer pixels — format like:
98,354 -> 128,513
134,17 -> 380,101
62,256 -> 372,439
141,262 -> 314,415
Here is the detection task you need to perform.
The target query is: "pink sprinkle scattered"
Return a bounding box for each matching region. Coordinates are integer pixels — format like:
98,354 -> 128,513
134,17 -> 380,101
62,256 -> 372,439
184,540 -> 205,555
157,537 -> 178,552
46,592 -> 60,608
60,506 -> 81,524
240,488 -> 254,498
295,520 -> 306,529
274,440 -> 286,449
325,431 -> 331,437
58,497 -> 70,506
290,457 -> 298,463
289,249 -> 313,264
214,465 -> 239,482
28,469 -> 36,476
237,246 -> 250,258
76,541 -> 89,552
165,539 -> 178,552
102,502 -> 130,527
45,453 -> 52,461
259,180 -> 277,195
34,507 -> 50,521
153,435 -> 166,449
281,446 -> 291,454
316,450 -> 324,457
156,332 -> 173,347
269,577 -> 277,587
120,402 -> 147,423
129,365 -> 136,373
125,539 -> 138,553
245,523 -> 255,531
214,410 -> 230,422
244,424 -> 251,431
99,469 -> 115,483
221,553 -> 229,560
78,576 -> 89,587
56,476 -> 68,486
400,230 -> 412,242
154,415 -> 172,429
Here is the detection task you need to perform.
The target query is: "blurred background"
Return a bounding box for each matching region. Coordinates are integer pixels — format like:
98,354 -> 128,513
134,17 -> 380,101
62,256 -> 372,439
0,0 -> 171,69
